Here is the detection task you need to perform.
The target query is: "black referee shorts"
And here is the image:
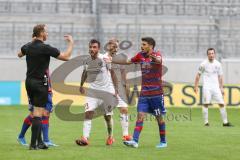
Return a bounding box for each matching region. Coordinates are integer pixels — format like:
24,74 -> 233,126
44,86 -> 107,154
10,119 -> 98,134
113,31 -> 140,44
25,78 -> 48,108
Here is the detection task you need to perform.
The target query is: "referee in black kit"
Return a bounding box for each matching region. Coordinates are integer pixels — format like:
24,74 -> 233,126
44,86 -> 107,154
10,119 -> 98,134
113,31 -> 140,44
18,24 -> 74,150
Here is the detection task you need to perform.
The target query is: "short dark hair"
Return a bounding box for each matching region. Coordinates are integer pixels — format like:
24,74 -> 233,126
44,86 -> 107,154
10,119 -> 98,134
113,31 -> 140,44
107,38 -> 119,45
141,37 -> 156,49
33,24 -> 45,37
89,39 -> 100,48
207,48 -> 215,54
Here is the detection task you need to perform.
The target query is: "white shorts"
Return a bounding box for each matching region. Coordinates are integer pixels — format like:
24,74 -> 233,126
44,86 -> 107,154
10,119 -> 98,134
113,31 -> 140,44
117,84 -> 128,108
202,87 -> 224,104
85,88 -> 117,115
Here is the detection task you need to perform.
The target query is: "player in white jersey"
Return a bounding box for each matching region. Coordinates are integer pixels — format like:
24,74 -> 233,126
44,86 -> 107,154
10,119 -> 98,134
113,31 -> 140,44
75,39 -> 118,146
194,48 -> 232,127
105,39 -> 131,141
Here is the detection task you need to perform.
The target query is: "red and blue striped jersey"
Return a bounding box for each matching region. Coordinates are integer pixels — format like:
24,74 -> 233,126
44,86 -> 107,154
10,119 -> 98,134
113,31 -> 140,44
131,51 -> 163,97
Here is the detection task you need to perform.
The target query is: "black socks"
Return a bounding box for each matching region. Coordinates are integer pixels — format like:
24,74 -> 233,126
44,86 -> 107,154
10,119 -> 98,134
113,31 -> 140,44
30,117 -> 42,147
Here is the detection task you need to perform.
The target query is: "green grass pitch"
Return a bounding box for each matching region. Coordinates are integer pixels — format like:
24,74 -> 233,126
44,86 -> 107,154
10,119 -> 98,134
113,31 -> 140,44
0,106 -> 239,160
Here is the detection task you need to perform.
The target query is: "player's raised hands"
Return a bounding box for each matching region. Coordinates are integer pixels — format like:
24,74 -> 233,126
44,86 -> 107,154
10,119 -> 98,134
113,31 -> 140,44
64,35 -> 74,44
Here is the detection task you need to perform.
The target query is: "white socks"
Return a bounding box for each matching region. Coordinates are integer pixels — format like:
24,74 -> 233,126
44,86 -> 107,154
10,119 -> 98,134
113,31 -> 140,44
202,107 -> 208,124
120,113 -> 129,136
202,106 -> 228,124
219,107 -> 228,124
83,120 -> 92,139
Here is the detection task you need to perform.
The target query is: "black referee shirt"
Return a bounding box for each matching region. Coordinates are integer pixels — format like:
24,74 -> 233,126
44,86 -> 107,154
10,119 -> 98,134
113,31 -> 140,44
21,40 -> 60,80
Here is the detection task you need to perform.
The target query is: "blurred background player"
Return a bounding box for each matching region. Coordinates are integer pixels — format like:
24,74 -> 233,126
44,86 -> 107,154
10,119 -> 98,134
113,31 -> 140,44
111,37 -> 167,148
19,24 -> 74,150
76,39 -> 118,146
194,48 -> 233,127
105,39 -> 131,141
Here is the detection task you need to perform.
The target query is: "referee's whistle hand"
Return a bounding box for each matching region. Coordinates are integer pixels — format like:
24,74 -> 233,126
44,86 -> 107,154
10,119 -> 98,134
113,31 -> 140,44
64,35 -> 74,44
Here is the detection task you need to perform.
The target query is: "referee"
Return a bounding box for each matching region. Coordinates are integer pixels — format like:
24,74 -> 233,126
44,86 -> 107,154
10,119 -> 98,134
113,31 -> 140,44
18,24 -> 74,150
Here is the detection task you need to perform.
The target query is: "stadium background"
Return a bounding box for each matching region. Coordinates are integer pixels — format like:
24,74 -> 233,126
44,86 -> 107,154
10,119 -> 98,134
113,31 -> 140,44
0,0 -> 239,107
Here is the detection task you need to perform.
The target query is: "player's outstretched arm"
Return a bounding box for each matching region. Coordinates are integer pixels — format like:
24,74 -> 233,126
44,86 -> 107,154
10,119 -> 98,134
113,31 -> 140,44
79,69 -> 87,94
112,58 -> 132,65
194,73 -> 201,94
57,35 -> 74,61
104,53 -> 132,65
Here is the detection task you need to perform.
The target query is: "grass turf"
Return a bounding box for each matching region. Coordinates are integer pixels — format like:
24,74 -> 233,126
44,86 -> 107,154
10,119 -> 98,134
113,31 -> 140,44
0,106 -> 239,160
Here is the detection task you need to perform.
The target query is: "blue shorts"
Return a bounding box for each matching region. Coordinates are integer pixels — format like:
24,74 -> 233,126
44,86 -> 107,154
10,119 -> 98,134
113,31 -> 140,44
137,95 -> 166,116
28,93 -> 53,113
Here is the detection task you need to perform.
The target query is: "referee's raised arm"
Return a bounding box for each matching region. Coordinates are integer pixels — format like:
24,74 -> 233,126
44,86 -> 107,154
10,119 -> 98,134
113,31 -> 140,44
19,24 -> 76,150
56,35 -> 74,61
